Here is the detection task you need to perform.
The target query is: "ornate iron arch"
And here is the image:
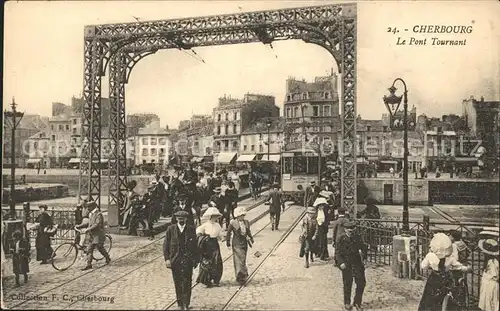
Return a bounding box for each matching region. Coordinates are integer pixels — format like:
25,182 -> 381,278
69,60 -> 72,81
78,3 -> 358,228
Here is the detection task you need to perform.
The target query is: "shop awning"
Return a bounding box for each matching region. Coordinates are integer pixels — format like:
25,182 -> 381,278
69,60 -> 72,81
454,157 -> 477,163
260,154 -> 281,162
26,158 -> 42,164
236,154 -> 256,162
68,158 -> 80,164
215,152 -> 237,164
380,160 -> 397,164
190,157 -> 204,163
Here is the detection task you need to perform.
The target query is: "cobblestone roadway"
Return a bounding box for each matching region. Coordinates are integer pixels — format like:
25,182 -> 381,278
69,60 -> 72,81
225,221 -> 425,311
2,196 -> 269,310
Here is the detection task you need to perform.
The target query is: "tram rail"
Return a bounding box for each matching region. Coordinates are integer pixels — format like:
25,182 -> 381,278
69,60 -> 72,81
8,197 -> 268,310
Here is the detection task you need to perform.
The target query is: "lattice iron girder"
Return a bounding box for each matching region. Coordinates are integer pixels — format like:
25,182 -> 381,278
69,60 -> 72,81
79,39 -> 103,206
340,14 -> 357,216
85,4 -> 350,40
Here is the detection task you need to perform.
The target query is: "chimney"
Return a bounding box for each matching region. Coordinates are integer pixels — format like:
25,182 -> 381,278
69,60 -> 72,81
480,96 -> 484,102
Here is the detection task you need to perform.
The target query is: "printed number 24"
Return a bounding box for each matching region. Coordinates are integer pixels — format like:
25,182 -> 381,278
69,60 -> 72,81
387,27 -> 398,34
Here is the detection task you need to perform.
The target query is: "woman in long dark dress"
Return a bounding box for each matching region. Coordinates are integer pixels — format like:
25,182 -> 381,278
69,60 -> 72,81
313,191 -> 333,261
196,207 -> 224,287
226,207 -> 254,285
34,205 -> 54,264
418,233 -> 470,311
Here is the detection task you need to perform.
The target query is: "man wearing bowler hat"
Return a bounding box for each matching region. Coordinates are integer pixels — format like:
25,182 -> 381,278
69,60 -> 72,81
164,210 -> 199,310
335,220 -> 368,311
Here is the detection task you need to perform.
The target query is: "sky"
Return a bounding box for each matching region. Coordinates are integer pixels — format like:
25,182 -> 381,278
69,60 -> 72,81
3,0 -> 500,129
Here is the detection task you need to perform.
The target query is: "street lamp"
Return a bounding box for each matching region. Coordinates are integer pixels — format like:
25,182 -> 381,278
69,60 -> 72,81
4,97 -> 25,220
266,120 -> 272,161
383,79 -> 410,234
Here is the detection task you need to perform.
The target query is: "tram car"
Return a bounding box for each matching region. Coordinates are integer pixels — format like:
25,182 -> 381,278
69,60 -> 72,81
280,148 -> 321,204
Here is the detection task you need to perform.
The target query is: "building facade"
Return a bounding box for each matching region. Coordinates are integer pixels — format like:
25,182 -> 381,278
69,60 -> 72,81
133,123 -> 171,166
283,75 -> 340,151
213,93 -> 279,153
240,119 -> 284,156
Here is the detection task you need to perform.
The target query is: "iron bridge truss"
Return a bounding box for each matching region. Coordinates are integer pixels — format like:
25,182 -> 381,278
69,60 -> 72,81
79,3 -> 358,224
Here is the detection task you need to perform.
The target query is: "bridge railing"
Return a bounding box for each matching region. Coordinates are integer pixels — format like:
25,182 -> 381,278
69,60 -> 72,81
356,216 -> 492,308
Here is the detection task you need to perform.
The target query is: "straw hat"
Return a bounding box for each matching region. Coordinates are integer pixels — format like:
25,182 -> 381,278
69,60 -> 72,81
234,207 -> 247,218
479,226 -> 499,238
204,207 -> 222,218
306,206 -> 316,214
313,197 -> 328,207
429,233 -> 453,259
478,238 -> 499,256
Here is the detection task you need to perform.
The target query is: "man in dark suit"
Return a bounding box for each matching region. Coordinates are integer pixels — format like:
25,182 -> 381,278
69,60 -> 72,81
335,220 -> 368,311
304,181 -> 319,207
266,183 -> 284,231
164,210 -> 199,310
81,201 -> 111,270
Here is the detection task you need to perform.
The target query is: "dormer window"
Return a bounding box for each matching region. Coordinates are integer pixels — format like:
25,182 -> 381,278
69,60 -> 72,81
287,95 -> 291,101
325,92 -> 330,99
302,92 -> 308,100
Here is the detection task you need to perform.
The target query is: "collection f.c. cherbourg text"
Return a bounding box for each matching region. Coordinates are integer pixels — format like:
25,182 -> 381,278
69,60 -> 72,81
388,25 -> 474,46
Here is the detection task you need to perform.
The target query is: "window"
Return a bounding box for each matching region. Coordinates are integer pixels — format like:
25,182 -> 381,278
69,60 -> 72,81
324,126 -> 331,132
150,138 -> 157,145
225,125 -> 229,135
150,148 -> 157,156
283,157 -> 292,174
225,113 -> 229,121
142,138 -> 148,145
217,114 -> 221,121
244,145 -> 247,151
159,138 -> 166,145
234,112 -> 238,120
217,126 -> 221,135
51,125 -> 55,131
323,105 -> 331,116
233,124 -> 237,134
293,156 -> 307,174
286,107 -> 291,118
159,148 -> 165,156
73,128 -> 77,135
142,148 -> 148,156
259,145 -> 263,152
51,135 -> 56,141
308,157 -> 319,174
293,107 -> 299,117
232,141 -> 238,149
59,125 -> 63,131
325,92 -> 330,99
73,119 -> 77,125
251,145 -> 255,151
51,146 -> 56,154
65,124 -> 70,130
313,106 -> 319,117
302,93 -> 308,100
367,126 -> 371,132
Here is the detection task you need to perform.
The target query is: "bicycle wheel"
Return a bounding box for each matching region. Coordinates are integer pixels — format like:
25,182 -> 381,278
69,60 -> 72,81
441,293 -> 452,311
93,235 -> 112,261
51,243 -> 78,271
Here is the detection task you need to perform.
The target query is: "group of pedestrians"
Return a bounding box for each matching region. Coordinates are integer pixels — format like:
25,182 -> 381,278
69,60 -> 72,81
163,204 -> 256,310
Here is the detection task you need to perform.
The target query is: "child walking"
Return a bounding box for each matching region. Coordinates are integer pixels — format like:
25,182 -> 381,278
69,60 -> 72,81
299,207 -> 319,268
11,230 -> 30,287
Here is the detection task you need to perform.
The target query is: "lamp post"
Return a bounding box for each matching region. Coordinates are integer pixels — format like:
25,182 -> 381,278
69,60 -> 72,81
4,97 -> 25,220
266,120 -> 272,161
383,79 -> 409,234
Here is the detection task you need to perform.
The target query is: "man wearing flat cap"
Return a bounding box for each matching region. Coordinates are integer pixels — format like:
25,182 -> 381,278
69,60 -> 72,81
266,183 -> 284,231
164,210 -> 199,310
335,220 -> 368,311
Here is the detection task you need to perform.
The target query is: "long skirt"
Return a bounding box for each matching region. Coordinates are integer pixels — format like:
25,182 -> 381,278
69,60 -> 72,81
232,245 -> 249,284
197,238 -> 223,286
35,233 -> 53,262
315,225 -> 329,260
418,270 -> 454,311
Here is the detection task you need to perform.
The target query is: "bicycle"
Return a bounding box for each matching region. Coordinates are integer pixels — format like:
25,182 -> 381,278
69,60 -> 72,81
51,227 -> 112,271
442,271 -> 470,311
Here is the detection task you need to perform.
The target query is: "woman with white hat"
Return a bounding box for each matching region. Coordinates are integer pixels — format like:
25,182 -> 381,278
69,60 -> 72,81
196,207 -> 224,287
226,206 -> 254,285
418,233 -> 470,310
478,228 -> 499,311
313,191 -> 333,261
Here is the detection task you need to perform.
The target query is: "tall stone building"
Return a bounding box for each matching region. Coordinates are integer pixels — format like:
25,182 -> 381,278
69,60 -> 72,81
283,74 -> 340,152
213,93 -> 279,153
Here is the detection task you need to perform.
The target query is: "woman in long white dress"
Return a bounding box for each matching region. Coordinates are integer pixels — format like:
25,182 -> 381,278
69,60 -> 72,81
478,238 -> 499,311
196,207 -> 224,287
